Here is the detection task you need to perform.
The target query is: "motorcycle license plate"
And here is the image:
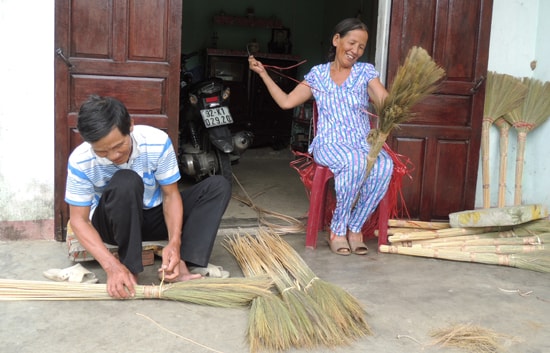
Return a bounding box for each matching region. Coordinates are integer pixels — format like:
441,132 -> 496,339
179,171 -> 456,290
200,107 -> 233,128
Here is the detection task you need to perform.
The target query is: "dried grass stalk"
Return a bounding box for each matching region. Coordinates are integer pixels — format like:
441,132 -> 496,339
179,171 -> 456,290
504,77 -> 550,205
430,323 -> 506,353
0,277 -> 273,307
482,72 -> 528,208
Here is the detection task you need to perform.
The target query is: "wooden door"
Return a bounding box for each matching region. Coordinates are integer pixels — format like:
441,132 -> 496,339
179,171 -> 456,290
54,0 -> 182,240
387,0 -> 493,221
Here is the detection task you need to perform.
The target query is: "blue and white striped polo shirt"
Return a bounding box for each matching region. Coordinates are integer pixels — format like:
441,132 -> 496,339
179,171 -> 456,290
65,125 -> 181,214
304,61 -> 379,152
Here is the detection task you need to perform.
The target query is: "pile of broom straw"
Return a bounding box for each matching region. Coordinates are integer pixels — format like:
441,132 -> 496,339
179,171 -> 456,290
379,218 -> 550,273
224,228 -> 370,352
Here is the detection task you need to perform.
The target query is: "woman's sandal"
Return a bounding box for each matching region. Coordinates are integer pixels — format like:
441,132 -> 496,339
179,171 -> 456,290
348,239 -> 369,255
328,236 -> 351,256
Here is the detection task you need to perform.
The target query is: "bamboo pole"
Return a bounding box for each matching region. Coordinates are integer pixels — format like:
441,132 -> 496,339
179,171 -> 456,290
494,118 -> 512,207
379,245 -> 550,272
387,226 -> 509,243
388,219 -> 450,229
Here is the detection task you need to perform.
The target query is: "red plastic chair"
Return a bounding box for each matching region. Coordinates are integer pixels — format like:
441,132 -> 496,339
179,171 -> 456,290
303,102 -> 391,249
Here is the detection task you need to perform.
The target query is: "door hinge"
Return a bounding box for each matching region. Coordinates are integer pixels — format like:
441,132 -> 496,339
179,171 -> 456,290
55,48 -> 74,68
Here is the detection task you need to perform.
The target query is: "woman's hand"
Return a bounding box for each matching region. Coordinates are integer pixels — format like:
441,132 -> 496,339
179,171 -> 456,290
248,55 -> 266,75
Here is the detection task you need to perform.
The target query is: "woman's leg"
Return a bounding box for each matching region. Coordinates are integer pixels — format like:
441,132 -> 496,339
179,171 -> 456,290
348,148 -> 393,233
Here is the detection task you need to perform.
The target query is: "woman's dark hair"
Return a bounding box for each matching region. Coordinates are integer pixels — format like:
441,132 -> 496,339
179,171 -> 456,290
77,95 -> 132,142
327,18 -> 369,61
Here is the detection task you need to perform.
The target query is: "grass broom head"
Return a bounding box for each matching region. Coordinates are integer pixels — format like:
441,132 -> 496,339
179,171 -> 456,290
504,76 -> 550,133
484,72 -> 528,122
373,46 -> 446,134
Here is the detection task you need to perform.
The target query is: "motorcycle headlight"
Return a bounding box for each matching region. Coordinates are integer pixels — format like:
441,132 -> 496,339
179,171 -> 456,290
189,94 -> 198,105
222,87 -> 230,101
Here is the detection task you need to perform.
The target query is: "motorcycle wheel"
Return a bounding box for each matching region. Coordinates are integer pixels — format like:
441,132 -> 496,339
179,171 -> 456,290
200,129 -> 233,183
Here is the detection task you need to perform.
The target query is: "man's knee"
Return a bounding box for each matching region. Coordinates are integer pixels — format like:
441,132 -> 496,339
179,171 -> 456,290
208,175 -> 232,198
109,170 -> 143,193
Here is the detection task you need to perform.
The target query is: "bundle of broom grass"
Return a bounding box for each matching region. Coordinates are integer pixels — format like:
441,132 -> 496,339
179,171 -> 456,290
0,276 -> 273,307
481,72 -> 528,208
366,46 -> 445,178
380,218 -> 550,273
503,77 -> 550,205
224,228 -> 370,352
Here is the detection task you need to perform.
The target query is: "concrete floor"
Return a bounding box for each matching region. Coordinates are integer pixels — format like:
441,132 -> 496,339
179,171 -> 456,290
1,148 -> 550,353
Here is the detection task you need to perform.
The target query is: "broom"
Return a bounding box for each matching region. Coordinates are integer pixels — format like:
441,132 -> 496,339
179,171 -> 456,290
481,72 -> 528,208
0,276 -> 273,307
503,77 -> 550,205
379,244 -> 550,272
353,46 -> 445,207
388,219 -> 550,243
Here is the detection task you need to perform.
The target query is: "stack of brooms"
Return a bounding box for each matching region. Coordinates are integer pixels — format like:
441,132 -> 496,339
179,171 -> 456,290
225,228 -> 370,352
379,205 -> 550,272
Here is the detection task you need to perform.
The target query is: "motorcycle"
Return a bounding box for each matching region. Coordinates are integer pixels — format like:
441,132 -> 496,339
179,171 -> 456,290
178,52 -> 253,182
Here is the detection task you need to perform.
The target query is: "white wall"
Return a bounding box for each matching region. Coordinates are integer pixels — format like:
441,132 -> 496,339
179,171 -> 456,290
0,0 -> 547,230
477,0 -> 550,209
0,0 -> 55,221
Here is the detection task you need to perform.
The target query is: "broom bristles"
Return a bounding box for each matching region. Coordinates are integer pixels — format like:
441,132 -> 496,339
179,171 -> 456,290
430,323 -> 506,353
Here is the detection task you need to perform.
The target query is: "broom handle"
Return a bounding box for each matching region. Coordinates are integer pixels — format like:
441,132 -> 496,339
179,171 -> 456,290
481,119 -> 493,208
514,131 -> 527,205
388,219 -> 450,229
495,119 -> 510,207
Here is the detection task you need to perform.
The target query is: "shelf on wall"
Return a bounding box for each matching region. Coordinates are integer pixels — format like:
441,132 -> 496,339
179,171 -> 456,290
206,48 -> 301,62
213,14 -> 283,28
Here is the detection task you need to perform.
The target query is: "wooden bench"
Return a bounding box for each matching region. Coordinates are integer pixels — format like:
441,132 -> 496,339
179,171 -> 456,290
66,222 -> 166,266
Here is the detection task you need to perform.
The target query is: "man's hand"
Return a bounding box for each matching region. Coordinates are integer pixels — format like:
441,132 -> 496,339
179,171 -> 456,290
105,262 -> 137,299
159,243 -> 181,281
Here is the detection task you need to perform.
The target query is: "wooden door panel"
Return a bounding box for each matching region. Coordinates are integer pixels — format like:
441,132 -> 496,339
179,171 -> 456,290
393,137 -> 426,218
388,0 -> 492,221
54,0 -> 182,240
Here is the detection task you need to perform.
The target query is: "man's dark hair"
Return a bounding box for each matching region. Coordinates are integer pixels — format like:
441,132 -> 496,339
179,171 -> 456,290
77,95 -> 132,142
327,18 -> 369,61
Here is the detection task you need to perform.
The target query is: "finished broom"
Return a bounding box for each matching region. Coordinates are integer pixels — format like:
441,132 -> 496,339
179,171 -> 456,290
366,46 -> 445,178
0,276 -> 273,306
482,72 -> 528,208
503,77 -> 550,205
